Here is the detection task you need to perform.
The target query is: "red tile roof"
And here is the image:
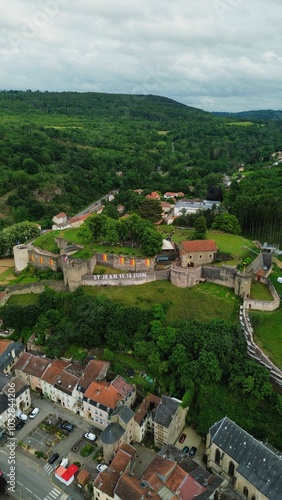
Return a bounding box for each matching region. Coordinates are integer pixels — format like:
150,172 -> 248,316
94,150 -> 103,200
84,380 -> 123,409
41,359 -> 69,385
111,375 -> 134,399
15,353 -> 51,377
180,240 -> 217,253
0,339 -> 13,355
14,352 -> 32,371
54,212 -> 67,219
115,470 -> 161,499
146,191 -> 161,200
78,359 -> 110,390
93,469 -> 121,497
110,443 -> 136,472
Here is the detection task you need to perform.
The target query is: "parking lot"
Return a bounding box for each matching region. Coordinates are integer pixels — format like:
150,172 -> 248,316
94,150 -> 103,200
174,425 -> 206,465
15,399 -> 103,481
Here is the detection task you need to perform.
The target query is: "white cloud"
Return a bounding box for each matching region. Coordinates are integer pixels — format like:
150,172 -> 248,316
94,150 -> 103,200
0,0 -> 281,111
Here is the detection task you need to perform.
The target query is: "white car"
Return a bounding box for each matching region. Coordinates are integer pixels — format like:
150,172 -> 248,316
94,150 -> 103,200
18,413 -> 28,421
84,432 -> 96,442
97,464 -> 108,473
29,407 -> 40,419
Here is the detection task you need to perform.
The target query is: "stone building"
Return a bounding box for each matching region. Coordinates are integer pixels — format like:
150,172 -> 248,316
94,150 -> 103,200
207,416 -> 282,500
153,395 -> 188,449
179,239 -> 218,268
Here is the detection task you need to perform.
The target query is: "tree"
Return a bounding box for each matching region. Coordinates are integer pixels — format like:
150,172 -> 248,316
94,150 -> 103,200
141,227 -> 163,256
191,215 -> 207,240
212,213 -> 241,235
137,198 -> 162,223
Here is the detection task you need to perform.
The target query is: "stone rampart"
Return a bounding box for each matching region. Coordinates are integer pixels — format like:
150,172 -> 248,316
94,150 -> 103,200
1,281 -> 67,305
170,266 -> 202,288
28,246 -> 59,271
59,255 -> 96,292
82,271 -> 157,287
244,277 -> 280,311
240,306 -> 282,387
95,252 -> 155,273
202,265 -> 236,287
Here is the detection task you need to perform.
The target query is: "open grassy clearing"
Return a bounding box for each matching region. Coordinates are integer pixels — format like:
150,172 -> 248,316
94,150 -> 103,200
250,281 -> 273,301
7,293 -> 39,306
250,309 -> 282,369
83,280 -> 240,324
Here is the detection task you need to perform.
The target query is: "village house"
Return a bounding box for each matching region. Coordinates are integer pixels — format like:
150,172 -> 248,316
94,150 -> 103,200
146,191 -> 161,201
93,443 -> 136,500
134,393 -> 161,443
100,404 -> 135,463
0,339 -> 25,374
207,416 -> 282,500
179,239 -> 218,268
164,191 -> 185,199
93,443 -> 224,500
82,375 -> 136,430
52,212 -> 67,225
153,395 -> 188,449
0,375 -> 31,431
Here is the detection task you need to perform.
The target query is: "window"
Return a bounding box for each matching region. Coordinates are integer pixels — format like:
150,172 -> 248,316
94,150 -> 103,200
228,461 -> 235,477
215,448 -> 221,465
243,486 -> 249,498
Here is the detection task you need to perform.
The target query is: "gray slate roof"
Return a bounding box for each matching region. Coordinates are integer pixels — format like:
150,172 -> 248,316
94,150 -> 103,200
0,342 -> 25,372
112,404 -> 134,424
101,422 -> 125,445
209,416 -> 282,500
154,395 -> 180,428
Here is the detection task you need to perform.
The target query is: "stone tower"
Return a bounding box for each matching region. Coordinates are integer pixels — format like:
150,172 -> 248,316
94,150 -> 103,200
234,271 -> 252,298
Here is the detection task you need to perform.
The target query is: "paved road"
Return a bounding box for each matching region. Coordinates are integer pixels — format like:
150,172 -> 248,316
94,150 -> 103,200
0,448 -> 65,500
0,394 -> 102,500
75,189 -> 119,217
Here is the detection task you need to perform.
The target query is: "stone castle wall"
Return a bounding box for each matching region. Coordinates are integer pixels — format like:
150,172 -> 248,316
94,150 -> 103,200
95,252 -> 155,272
202,265 -> 236,287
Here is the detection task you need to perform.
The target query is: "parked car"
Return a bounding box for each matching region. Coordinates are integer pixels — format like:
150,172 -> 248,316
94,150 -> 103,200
59,422 -> 74,432
189,446 -> 197,458
182,446 -> 189,453
179,433 -> 186,443
29,407 -> 40,419
17,413 -> 28,421
0,470 -> 3,476
48,452 -> 59,464
84,432 -> 96,442
15,420 -> 25,431
97,464 -> 108,473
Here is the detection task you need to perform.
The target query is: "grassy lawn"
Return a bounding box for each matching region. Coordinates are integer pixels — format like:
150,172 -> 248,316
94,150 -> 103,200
250,309 -> 282,369
7,293 -> 39,306
84,280 -> 240,324
250,281 -> 273,301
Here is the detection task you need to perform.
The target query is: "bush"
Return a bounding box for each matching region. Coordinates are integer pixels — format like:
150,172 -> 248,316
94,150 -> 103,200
80,444 -> 94,457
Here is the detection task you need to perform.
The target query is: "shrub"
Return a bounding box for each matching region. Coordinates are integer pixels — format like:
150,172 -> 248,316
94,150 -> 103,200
80,444 -> 94,457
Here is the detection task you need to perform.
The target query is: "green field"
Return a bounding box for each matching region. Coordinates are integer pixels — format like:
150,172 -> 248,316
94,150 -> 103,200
84,280 -> 240,324
250,309 -> 282,369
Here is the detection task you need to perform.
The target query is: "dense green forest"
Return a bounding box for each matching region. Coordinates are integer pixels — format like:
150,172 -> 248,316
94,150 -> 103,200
0,90 -> 282,244
2,287 -> 282,449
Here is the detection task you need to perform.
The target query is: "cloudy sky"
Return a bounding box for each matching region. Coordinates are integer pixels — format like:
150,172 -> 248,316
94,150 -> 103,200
1,0 -> 282,112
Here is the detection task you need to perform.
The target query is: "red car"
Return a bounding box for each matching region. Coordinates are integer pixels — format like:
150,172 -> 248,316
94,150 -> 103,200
179,433 -> 186,443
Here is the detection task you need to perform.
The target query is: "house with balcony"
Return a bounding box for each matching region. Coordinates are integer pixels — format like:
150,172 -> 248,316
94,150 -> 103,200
82,376 -> 135,430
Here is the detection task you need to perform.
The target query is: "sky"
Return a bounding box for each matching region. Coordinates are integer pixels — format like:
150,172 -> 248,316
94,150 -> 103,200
1,0 -> 282,112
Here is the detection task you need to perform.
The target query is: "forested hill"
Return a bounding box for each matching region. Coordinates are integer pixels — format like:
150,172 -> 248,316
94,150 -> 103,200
0,90 -> 282,245
213,109 -> 282,121
0,90 -> 210,124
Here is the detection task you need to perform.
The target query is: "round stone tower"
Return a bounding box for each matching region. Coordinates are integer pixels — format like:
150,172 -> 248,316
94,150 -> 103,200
234,271 -> 252,298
